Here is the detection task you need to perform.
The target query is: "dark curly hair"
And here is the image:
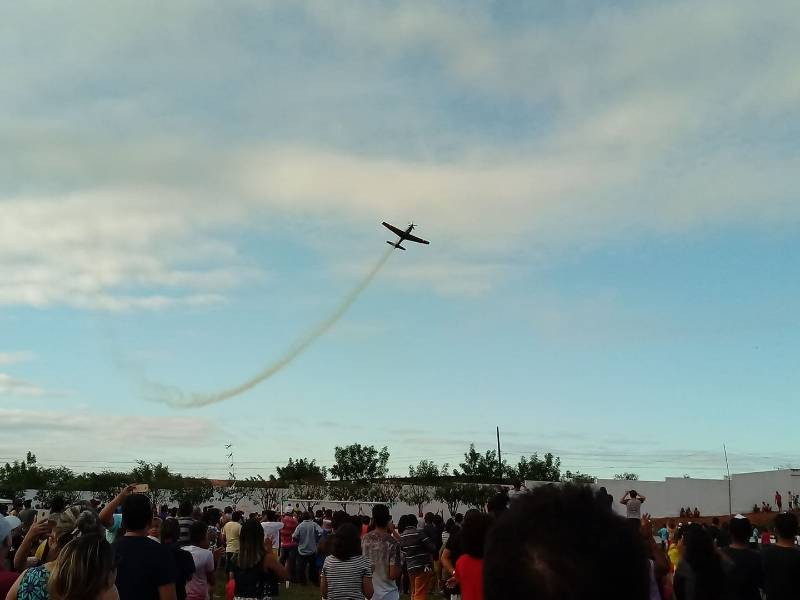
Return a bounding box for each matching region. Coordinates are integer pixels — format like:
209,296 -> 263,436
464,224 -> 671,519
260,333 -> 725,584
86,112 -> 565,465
484,483 -> 649,600
460,510 -> 493,559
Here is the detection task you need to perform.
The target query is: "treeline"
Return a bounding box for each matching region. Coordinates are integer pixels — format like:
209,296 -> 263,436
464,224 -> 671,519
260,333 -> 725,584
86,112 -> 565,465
1,444 -> 600,514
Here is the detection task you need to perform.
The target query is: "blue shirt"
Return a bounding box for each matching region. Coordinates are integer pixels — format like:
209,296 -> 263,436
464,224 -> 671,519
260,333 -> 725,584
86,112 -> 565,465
292,520 -> 323,556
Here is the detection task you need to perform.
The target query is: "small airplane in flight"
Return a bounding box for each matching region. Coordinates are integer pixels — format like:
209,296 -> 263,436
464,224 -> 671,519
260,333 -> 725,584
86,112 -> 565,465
382,221 -> 430,250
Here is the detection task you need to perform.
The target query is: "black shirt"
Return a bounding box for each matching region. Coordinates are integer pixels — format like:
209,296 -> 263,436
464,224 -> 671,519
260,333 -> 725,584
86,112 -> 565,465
723,547 -> 763,600
114,536 -> 178,600
762,545 -> 800,600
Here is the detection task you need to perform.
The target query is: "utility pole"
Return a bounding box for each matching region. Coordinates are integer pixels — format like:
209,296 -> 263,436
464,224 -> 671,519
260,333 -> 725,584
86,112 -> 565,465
723,444 -> 732,516
497,426 -> 502,479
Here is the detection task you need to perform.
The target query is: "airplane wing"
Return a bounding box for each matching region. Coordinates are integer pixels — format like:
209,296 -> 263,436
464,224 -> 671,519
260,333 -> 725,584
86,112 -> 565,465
382,221 -> 406,237
405,232 -> 430,245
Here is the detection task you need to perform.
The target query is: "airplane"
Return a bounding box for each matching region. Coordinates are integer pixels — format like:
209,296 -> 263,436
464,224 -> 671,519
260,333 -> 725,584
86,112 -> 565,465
382,221 -> 430,250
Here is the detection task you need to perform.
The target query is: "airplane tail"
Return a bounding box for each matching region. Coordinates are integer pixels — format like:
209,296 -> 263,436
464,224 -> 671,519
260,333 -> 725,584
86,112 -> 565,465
386,241 -> 406,250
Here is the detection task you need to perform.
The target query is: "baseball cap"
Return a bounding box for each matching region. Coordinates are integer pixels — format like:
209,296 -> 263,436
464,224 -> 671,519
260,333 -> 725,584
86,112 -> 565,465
0,515 -> 21,544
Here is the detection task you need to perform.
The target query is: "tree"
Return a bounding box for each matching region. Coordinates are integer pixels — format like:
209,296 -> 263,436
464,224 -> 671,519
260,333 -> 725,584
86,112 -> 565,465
407,460 -> 449,484
242,475 -> 284,512
0,452 -> 47,498
34,466 -> 82,507
169,478 -> 215,507
509,453 -> 561,482
276,458 -> 327,483
562,470 -> 595,484
328,481 -> 364,511
76,471 -> 129,504
459,483 -> 495,512
364,481 -> 403,507
330,445 -> 390,483
453,444 -> 506,481
613,473 -> 639,481
289,481 -> 328,512
130,461 -> 179,507
399,483 -> 432,515
434,483 -> 464,517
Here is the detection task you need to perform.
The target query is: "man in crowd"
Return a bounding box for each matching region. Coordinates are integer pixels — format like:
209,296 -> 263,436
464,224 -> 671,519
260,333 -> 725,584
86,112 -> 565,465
775,491 -> 783,512
114,492 -> 178,600
177,500 -> 194,546
221,510 -> 242,578
260,509 -> 284,553
763,512 -> 800,600
485,483 -> 650,599
619,489 -> 646,526
293,511 -> 323,585
399,514 -> 436,600
362,504 -> 402,600
280,504 -> 299,583
721,515 -> 762,600
0,514 -> 22,598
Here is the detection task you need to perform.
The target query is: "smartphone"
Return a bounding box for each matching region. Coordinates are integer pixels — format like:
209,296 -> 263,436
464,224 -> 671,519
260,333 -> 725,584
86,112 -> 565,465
37,509 -> 50,521
132,484 -> 150,493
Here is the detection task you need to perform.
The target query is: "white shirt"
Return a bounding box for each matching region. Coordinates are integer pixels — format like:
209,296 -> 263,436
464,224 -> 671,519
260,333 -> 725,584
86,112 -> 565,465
261,520 -> 284,548
184,545 -> 215,600
626,498 -> 643,519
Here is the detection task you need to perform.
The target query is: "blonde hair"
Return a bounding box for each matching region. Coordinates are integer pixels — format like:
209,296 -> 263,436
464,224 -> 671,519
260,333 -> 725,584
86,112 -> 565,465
49,534 -> 115,600
54,506 -> 103,549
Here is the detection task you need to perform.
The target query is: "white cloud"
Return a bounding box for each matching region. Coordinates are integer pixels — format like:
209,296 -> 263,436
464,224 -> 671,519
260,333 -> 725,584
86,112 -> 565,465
0,373 -> 47,397
0,0 -> 798,307
0,352 -> 34,366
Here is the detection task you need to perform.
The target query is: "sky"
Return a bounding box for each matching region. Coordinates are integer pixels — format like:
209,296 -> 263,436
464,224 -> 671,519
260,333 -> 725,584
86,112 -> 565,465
2,0 -> 800,482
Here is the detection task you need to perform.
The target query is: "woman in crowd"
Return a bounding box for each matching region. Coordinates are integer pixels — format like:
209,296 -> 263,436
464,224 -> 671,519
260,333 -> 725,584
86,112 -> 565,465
673,523 -> 727,600
160,517 -> 196,600
447,510 -> 493,600
231,518 -> 288,600
320,522 -> 373,600
7,505 -> 104,600
48,533 -> 118,600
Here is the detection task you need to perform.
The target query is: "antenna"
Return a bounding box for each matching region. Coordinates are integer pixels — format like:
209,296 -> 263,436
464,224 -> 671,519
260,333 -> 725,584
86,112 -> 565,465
723,444 -> 732,516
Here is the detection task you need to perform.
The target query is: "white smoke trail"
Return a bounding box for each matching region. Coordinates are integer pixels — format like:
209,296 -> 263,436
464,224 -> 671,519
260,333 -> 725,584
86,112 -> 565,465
145,246 -> 394,408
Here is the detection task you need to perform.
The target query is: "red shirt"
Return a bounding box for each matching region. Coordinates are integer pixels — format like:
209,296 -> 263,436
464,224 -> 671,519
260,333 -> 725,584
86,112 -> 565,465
455,554 -> 484,600
761,531 -> 772,545
0,571 -> 19,600
280,515 -> 298,548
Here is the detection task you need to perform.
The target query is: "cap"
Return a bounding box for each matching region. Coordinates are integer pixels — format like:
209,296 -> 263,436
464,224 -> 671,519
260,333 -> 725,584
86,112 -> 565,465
0,515 -> 21,544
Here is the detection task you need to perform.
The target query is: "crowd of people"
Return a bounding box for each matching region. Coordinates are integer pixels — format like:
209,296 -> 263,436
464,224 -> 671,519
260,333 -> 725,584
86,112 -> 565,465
2,482 -> 800,599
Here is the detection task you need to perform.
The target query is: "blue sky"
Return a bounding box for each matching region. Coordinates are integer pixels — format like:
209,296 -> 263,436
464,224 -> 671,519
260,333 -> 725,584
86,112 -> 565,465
2,0 -> 800,481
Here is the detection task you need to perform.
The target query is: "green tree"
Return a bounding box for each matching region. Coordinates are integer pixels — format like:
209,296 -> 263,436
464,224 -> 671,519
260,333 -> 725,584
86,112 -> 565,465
76,471 -> 129,504
242,475 -> 284,512
364,481 -> 403,507
459,483 -> 495,512
289,481 -> 328,512
407,460 -> 449,483
453,444 -> 506,480
34,466 -> 81,507
276,458 -> 327,483
509,453 -> 561,482
562,470 -> 595,484
330,444 -> 390,483
434,483 -> 464,517
399,483 -> 432,514
614,472 -> 639,481
130,461 -> 179,507
0,452 -> 47,498
169,478 -> 215,507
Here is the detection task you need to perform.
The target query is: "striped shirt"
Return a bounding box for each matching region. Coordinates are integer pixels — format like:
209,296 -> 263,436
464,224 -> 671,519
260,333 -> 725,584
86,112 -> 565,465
399,526 -> 434,574
322,555 -> 372,600
177,517 -> 194,545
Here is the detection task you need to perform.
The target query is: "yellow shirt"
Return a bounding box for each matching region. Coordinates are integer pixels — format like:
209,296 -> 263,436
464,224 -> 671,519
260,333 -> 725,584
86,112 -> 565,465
667,545 -> 681,571
223,521 -> 242,553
